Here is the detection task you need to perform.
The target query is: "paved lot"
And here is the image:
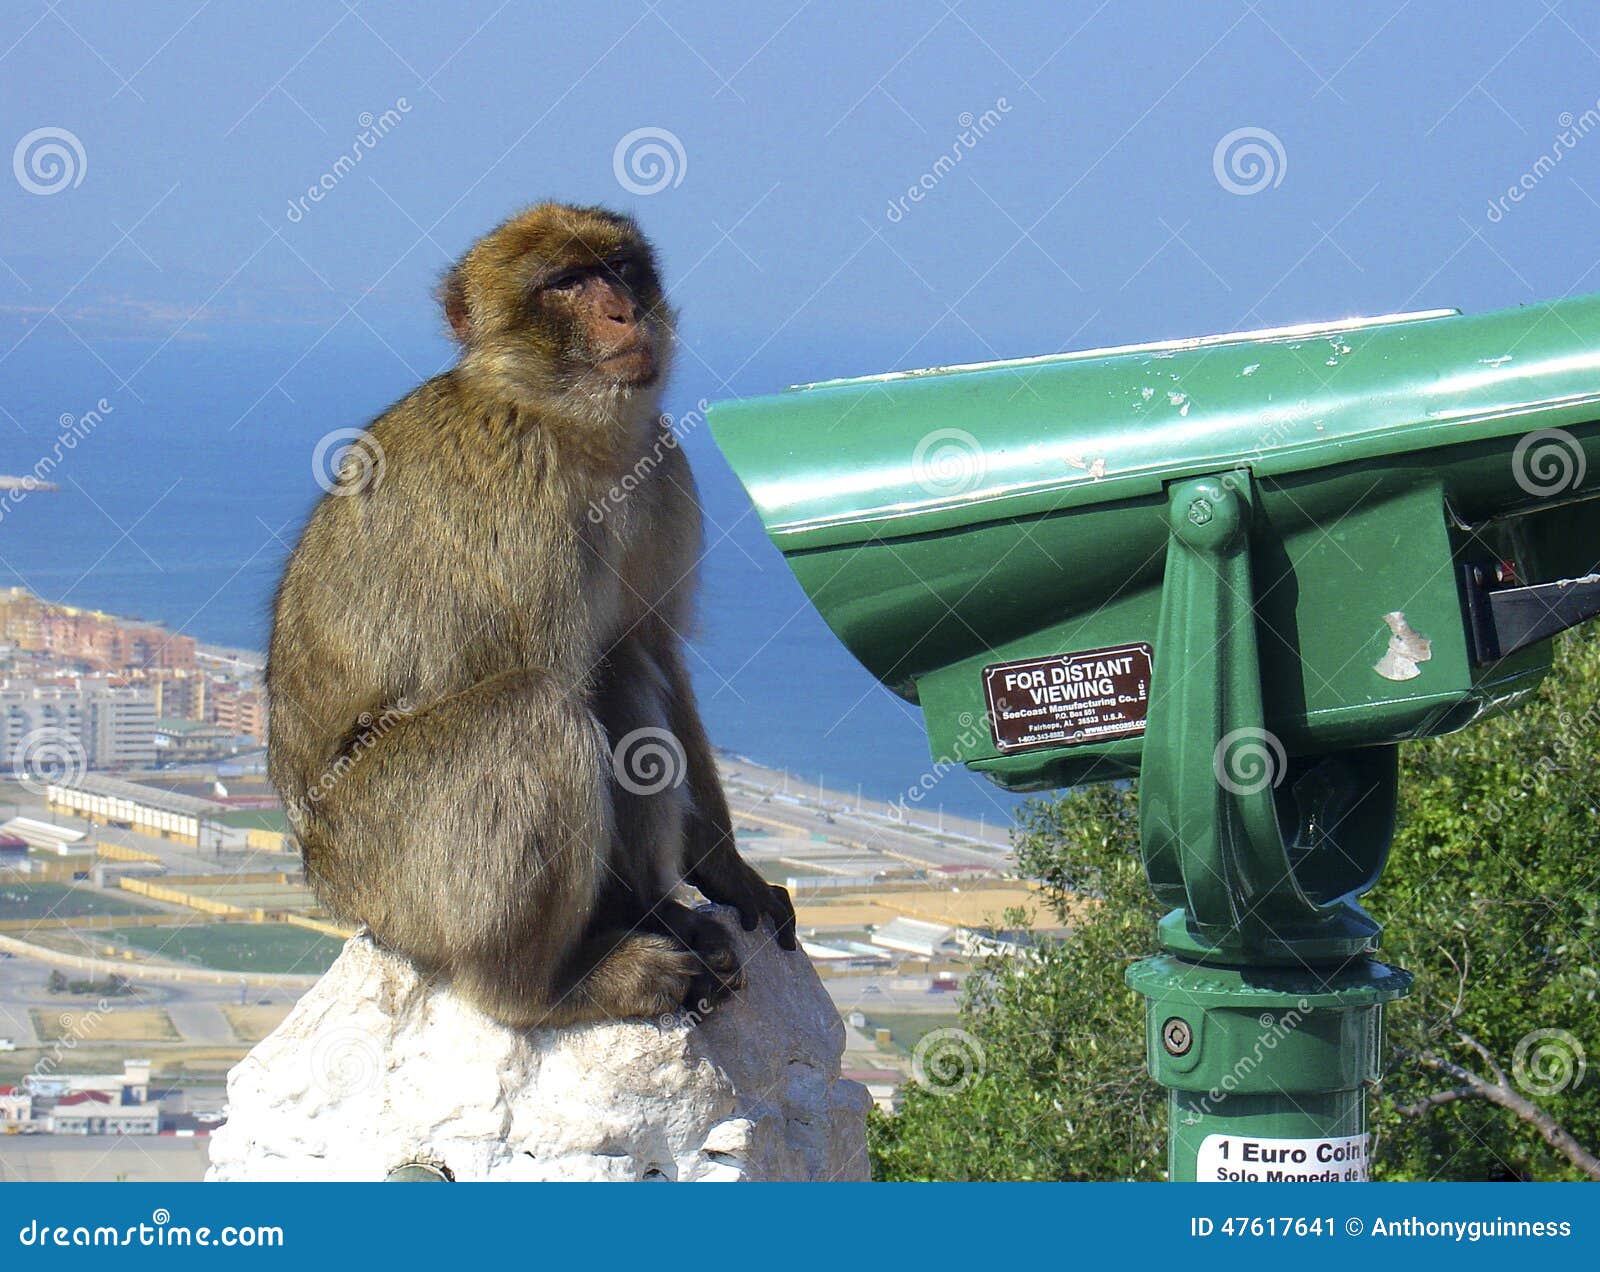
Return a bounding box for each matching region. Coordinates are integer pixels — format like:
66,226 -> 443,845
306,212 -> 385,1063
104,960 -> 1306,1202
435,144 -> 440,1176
0,1135 -> 211,1182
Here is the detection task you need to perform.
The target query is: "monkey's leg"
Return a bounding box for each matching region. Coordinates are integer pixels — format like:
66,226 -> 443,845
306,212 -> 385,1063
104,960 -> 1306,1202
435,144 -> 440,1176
648,643 -> 798,950
588,642 -> 752,1009
309,668 -> 697,1030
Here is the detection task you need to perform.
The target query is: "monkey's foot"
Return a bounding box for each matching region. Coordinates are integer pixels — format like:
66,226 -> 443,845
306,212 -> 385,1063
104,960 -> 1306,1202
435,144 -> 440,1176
683,919 -> 744,1012
648,903 -> 745,1012
575,931 -> 700,1022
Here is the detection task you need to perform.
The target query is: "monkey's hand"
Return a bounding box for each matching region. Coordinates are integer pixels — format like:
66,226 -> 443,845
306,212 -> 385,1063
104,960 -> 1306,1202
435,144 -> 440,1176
690,856 -> 797,952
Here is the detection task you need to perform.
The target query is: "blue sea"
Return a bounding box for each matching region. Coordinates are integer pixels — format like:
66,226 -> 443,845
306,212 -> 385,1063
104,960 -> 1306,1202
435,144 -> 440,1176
0,330 -> 1025,827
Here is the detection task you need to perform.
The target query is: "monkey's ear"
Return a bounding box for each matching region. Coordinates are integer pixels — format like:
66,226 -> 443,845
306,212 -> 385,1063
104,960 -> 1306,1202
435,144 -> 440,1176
438,268 -> 471,343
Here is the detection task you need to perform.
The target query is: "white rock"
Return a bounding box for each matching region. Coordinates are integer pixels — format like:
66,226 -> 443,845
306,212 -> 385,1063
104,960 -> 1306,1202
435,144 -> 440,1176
207,907 -> 870,1182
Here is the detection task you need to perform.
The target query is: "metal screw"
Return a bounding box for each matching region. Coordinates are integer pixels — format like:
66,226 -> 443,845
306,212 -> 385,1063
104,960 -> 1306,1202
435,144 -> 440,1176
1162,1016 -> 1193,1056
1186,499 -> 1214,527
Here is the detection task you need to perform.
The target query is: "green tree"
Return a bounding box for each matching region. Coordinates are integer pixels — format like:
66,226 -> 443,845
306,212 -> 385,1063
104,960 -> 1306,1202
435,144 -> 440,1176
870,632 -> 1599,1181
1370,629 -> 1600,1180
869,784 -> 1165,1180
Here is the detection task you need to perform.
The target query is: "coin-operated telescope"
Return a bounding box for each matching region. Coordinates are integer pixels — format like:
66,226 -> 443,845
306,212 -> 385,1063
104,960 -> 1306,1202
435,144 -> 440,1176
709,296 -> 1600,1181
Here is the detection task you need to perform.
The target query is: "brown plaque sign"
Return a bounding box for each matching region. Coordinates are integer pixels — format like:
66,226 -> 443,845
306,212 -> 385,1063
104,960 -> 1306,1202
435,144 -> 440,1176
982,643 -> 1153,753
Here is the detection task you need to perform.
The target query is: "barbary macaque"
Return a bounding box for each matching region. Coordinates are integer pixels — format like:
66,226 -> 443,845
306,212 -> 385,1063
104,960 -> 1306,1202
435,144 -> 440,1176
266,202 -> 795,1028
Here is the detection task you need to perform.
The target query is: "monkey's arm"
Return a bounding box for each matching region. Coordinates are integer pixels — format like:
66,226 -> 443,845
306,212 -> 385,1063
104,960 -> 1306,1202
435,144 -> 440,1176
657,643 -> 797,950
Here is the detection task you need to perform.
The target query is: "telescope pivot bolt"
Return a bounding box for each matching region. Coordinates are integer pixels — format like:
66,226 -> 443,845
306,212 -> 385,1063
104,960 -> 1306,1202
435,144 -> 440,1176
1161,1017 -> 1193,1056
1168,478 -> 1243,550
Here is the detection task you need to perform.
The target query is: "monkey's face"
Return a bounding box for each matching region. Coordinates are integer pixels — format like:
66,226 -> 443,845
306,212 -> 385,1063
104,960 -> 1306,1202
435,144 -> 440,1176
443,204 -> 675,405
533,251 -> 666,390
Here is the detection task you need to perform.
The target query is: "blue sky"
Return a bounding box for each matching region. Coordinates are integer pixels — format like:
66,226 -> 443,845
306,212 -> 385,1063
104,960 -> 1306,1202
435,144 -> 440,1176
9,0 -> 1600,391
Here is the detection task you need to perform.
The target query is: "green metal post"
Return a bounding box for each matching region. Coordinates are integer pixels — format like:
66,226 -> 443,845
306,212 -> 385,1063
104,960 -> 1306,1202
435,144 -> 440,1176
1127,474 -> 1411,1181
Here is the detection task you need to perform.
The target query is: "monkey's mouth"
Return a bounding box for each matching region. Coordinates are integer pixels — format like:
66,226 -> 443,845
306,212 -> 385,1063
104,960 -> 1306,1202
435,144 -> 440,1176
593,342 -> 658,386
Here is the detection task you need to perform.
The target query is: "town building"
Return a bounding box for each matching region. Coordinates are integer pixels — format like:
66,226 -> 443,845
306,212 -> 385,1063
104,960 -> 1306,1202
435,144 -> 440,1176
0,1085 -> 33,1125
152,718 -> 237,764
0,678 -> 158,769
955,926 -> 1043,960
35,606 -> 195,672
49,1091 -> 161,1135
0,816 -> 90,855
215,807 -> 297,854
869,916 -> 957,958
209,683 -> 266,743
139,669 -> 209,722
27,1059 -> 151,1103
46,775 -> 224,846
843,1068 -> 904,1114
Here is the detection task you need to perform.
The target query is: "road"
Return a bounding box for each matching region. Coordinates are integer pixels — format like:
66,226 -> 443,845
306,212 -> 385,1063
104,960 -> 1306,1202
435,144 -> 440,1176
823,971 -> 965,1016
720,757 -> 1014,874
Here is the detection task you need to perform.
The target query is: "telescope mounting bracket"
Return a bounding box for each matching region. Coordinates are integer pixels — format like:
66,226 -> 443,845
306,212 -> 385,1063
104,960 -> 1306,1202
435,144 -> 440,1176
1138,472 -> 1399,967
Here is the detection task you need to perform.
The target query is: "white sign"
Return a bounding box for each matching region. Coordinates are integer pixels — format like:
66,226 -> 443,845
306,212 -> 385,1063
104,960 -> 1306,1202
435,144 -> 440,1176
1195,1132 -> 1369,1182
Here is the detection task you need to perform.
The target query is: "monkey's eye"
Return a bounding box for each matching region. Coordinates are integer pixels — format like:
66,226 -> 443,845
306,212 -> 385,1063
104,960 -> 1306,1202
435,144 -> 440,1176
543,271 -> 585,294
605,257 -> 642,287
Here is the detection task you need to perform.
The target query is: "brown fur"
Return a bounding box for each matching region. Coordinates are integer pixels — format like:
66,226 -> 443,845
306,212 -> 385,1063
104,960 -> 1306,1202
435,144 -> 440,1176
266,203 -> 794,1029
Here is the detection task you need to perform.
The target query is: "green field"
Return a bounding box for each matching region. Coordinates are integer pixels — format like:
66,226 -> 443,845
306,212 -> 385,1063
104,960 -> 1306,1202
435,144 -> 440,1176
755,860 -> 835,884
0,883 -> 162,921
859,1012 -> 955,1054
105,923 -> 344,974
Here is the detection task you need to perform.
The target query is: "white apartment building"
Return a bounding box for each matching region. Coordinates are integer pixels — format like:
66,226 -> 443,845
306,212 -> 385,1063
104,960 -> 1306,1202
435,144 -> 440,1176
0,678 -> 157,771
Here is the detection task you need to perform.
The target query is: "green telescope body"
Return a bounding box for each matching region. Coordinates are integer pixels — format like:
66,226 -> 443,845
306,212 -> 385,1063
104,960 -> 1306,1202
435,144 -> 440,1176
710,293 -> 1600,1182
711,298 -> 1600,791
